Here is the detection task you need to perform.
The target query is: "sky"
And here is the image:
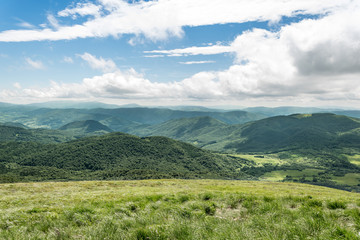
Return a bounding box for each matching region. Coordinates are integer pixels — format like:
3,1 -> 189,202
0,0 -> 359,108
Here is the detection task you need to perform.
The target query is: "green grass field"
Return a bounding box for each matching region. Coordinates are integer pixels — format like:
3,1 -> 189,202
347,154 -> 360,166
1,179 -> 360,239
231,154 -> 285,165
261,169 -> 325,181
332,173 -> 360,186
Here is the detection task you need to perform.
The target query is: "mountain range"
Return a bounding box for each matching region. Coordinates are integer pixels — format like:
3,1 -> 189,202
1,102 -> 360,191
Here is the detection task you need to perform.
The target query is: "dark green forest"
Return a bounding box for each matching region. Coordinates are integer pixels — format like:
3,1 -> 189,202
0,132 -> 251,182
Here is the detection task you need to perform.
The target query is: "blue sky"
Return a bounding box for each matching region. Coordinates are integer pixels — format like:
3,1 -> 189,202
0,0 -> 359,107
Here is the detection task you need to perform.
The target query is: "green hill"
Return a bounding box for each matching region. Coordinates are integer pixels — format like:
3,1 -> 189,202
0,125 -> 75,143
98,116 -> 143,132
131,116 -> 230,147
126,113 -> 360,190
1,122 -> 29,129
225,113 -> 360,152
0,132 -> 250,182
59,120 -> 113,134
133,113 -> 360,153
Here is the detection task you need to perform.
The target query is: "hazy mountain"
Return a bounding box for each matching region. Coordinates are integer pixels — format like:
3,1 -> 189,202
91,108 -> 265,125
98,117 -> 143,132
243,106 -> 333,116
0,102 -> 16,108
161,106 -> 222,112
1,122 -> 29,129
332,110 -> 360,119
27,101 -> 122,109
0,106 -> 265,129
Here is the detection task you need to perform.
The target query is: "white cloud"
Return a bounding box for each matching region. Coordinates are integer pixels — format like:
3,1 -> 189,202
13,82 -> 21,89
179,61 -> 215,65
63,56 -> 74,63
2,1 -> 360,106
47,14 -> 60,29
58,2 -> 102,19
0,0 -> 350,42
8,1 -> 360,105
145,44 -> 233,57
79,52 -> 117,72
143,55 -> 164,58
17,22 -> 35,29
25,58 -> 45,69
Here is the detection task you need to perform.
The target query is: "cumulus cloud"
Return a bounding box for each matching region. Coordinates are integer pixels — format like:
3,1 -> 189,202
25,58 -> 45,69
0,0 -> 350,42
2,0 -> 360,106
79,52 -> 117,72
141,0 -> 360,99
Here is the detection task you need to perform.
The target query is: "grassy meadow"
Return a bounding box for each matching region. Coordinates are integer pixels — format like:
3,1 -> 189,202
1,179 -> 360,239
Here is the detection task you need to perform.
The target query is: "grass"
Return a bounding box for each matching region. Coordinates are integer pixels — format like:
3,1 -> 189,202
332,173 -> 360,186
346,154 -> 360,166
1,179 -> 360,239
231,154 -> 284,165
232,153 -> 318,168
261,169 -> 324,181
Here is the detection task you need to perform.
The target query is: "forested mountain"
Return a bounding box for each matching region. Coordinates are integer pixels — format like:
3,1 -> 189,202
0,125 -> 75,143
0,133 -> 250,182
130,116 -> 238,148
1,122 -> 29,129
59,120 -> 113,134
132,116 -> 227,140
134,113 -> 360,153
224,113 -> 360,152
2,102 -> 360,191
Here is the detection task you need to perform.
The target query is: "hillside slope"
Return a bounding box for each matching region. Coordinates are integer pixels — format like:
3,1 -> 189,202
0,125 -> 74,143
134,113 -> 360,153
1,180 -> 360,239
225,113 -> 360,152
131,116 -> 232,146
0,132 -> 250,182
59,120 -> 113,134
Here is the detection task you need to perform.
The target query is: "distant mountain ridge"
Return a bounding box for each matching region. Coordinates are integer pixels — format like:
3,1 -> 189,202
0,105 -> 266,129
26,101 -> 125,109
